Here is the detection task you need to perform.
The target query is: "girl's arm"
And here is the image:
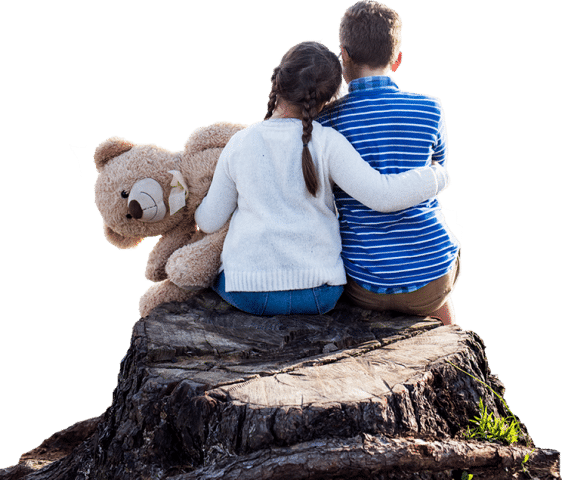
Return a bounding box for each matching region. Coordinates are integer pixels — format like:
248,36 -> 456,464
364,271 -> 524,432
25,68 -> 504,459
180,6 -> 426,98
327,131 -> 448,213
194,147 -> 238,233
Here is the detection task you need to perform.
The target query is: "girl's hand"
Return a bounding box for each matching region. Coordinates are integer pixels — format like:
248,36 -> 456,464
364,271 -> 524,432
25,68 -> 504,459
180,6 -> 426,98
430,161 -> 448,192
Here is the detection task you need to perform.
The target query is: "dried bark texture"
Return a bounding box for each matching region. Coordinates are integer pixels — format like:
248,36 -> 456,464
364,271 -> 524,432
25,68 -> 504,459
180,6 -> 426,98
0,419 -> 100,480
170,434 -> 561,480
2,290 -> 559,479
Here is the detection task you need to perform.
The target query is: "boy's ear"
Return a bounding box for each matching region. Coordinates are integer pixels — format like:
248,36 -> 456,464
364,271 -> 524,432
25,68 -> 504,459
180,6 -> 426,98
391,52 -> 402,72
340,45 -> 351,64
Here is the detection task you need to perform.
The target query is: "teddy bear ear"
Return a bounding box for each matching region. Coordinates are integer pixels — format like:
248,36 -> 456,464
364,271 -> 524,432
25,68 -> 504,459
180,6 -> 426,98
104,224 -> 143,249
184,122 -> 245,155
94,137 -> 135,171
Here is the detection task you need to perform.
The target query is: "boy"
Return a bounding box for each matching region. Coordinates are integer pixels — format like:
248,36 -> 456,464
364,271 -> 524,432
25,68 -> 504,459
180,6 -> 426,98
318,1 -> 460,324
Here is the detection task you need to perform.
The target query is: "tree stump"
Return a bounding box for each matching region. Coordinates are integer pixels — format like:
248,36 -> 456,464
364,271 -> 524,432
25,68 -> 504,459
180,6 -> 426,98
2,289 -> 559,479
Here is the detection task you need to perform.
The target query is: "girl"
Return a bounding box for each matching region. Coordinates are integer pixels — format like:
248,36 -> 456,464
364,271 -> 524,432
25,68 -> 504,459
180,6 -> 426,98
194,41 -> 448,316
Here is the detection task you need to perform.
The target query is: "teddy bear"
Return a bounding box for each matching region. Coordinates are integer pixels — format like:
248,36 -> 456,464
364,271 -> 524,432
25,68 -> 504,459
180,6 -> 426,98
94,122 -> 245,316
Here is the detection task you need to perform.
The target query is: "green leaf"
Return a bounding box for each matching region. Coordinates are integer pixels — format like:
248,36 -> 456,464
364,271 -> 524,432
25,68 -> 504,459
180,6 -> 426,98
446,361 -> 527,445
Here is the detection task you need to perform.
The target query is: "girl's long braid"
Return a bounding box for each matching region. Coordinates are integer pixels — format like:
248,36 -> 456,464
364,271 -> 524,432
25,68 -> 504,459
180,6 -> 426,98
264,42 -> 342,197
264,90 -> 277,120
301,89 -> 318,196
264,69 -> 279,120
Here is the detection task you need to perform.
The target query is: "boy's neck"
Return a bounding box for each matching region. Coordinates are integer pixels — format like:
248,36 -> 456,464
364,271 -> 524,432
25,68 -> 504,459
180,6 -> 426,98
348,65 -> 391,82
340,46 -> 400,84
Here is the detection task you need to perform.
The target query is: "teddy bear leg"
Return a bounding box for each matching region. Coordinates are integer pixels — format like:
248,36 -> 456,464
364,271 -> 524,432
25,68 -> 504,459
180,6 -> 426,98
139,280 -> 200,317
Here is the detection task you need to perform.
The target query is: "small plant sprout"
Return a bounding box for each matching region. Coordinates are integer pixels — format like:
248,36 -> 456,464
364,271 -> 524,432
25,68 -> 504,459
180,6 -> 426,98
446,361 -> 531,446
464,398 -> 521,444
521,448 -> 535,476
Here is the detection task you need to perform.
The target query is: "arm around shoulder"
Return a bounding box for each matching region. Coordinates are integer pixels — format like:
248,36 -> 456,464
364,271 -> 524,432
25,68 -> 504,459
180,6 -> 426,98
327,130 -> 447,213
430,161 -> 449,192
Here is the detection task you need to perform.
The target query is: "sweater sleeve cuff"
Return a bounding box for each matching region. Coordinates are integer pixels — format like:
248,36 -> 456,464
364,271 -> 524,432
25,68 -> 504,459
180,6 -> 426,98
430,163 -> 449,194
194,204 -> 212,233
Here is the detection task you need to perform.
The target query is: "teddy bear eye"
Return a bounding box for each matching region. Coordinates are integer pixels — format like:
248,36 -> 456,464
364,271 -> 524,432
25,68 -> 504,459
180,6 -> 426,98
121,190 -> 129,199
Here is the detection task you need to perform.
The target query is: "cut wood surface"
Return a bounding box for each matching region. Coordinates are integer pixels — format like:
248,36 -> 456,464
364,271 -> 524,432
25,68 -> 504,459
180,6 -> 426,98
2,290 -> 559,479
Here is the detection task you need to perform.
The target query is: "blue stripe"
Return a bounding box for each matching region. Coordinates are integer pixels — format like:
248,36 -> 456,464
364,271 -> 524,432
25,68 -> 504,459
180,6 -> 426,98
318,76 -> 458,293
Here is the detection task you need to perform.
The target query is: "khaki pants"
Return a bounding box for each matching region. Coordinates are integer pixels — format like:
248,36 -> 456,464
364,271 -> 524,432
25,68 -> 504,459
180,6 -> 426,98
344,252 -> 460,316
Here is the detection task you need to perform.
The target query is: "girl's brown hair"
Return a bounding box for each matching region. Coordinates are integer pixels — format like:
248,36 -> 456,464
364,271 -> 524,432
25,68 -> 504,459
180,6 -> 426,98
265,41 -> 342,196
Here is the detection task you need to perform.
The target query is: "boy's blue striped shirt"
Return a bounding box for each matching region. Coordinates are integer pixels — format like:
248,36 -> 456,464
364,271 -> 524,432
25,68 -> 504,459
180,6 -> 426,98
318,76 -> 459,294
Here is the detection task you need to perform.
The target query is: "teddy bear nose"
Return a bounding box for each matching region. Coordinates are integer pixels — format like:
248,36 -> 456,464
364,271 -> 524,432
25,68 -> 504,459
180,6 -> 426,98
128,200 -> 144,220
126,178 -> 167,223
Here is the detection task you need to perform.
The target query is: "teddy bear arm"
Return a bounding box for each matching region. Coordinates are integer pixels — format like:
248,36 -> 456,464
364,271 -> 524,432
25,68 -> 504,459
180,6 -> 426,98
145,224 -> 201,282
165,224 -> 228,288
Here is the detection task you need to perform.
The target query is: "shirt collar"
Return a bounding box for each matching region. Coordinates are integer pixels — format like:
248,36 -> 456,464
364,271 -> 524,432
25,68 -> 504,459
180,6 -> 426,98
348,75 -> 399,93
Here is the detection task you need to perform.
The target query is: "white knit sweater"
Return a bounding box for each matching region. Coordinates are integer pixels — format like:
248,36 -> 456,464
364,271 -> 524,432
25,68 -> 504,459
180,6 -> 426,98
195,119 -> 447,292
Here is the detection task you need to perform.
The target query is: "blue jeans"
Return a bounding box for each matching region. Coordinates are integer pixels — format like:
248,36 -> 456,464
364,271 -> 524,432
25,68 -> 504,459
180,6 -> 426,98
212,272 -> 343,316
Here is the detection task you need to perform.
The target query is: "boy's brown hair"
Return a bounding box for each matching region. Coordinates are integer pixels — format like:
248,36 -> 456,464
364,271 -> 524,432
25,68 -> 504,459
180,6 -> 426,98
340,1 -> 402,69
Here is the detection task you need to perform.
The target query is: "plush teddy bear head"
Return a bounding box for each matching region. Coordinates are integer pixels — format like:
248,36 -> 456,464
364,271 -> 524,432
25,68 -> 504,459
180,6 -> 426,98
95,140 -> 192,247
94,123 -> 243,249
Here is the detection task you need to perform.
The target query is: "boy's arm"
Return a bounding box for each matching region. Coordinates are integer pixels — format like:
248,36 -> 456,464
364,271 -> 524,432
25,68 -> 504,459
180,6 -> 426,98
327,131 -> 448,213
432,103 -> 448,166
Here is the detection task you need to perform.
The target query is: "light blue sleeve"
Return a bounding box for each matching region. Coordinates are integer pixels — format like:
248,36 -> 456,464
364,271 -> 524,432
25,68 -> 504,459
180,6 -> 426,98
325,129 -> 447,212
194,142 -> 238,233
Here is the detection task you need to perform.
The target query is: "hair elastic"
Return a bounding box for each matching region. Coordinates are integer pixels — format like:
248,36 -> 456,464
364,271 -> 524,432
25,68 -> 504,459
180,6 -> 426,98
303,143 -> 309,147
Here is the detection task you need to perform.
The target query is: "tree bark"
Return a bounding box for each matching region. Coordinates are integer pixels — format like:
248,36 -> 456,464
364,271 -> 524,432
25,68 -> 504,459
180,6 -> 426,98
2,290 -> 559,479
170,434 -> 559,480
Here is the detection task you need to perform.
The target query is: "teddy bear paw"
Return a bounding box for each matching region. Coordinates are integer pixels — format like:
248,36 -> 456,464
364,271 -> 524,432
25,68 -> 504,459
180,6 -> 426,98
145,263 -> 168,282
139,280 -> 199,317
